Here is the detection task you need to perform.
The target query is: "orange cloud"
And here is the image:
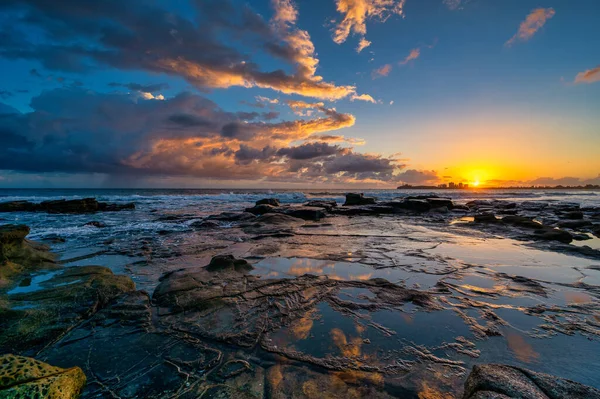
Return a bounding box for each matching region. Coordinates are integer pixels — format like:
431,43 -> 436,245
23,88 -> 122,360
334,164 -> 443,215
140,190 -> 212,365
332,0 -> 406,48
506,8 -> 555,47
372,64 -> 392,79
356,38 -> 372,53
286,100 -> 325,115
574,65 -> 600,84
350,93 -> 377,103
399,48 -> 421,65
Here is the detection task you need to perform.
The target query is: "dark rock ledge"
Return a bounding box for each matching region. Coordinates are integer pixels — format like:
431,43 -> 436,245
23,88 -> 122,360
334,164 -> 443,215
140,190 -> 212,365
0,198 -> 135,214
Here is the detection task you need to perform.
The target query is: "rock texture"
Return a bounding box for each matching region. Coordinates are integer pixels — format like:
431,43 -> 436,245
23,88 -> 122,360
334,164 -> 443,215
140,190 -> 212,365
463,364 -> 600,399
343,193 -> 376,206
0,354 -> 86,399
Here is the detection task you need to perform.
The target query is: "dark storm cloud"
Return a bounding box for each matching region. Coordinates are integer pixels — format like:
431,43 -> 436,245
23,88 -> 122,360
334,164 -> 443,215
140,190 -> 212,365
0,88 -> 380,182
0,0 -> 359,100
277,142 -> 343,160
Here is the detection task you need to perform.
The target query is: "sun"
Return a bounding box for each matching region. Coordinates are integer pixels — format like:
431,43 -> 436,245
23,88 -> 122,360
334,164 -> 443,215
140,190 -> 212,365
473,180 -> 480,187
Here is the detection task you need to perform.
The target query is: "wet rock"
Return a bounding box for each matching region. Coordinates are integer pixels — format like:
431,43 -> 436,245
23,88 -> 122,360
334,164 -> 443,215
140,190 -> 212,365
533,227 -> 573,244
250,213 -> 305,225
206,212 -> 257,222
190,220 -> 220,229
84,221 -> 106,228
0,266 -> 136,354
463,364 -> 600,399
245,204 -> 277,215
387,199 -> 431,213
474,213 -> 499,223
304,200 -> 338,211
344,193 -> 376,206
563,211 -> 584,220
429,206 -> 449,214
280,206 -> 326,221
256,198 -> 280,207
593,226 -> 600,238
1,225 -> 56,285
0,354 -> 86,398
427,198 -> 454,209
39,234 -> 67,244
333,205 -> 394,216
572,233 -> 591,241
453,204 -> 470,211
42,291 -> 223,399
206,254 -> 253,272
557,220 -> 593,229
0,198 -> 134,214
501,216 -> 543,230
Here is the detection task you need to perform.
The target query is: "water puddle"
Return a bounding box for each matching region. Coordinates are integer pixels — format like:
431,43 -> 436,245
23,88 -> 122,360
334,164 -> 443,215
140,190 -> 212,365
8,271 -> 60,295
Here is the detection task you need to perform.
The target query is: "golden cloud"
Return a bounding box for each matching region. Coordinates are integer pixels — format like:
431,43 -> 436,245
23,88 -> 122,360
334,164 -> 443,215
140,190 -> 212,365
574,65 -> 600,84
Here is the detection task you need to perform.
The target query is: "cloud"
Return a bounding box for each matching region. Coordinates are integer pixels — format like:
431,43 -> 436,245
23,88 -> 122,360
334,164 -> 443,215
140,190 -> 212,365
0,0 -> 365,101
356,38 -> 372,53
0,88 -> 409,185
350,93 -> 377,103
506,8 -> 555,47
399,48 -> 420,65
108,82 -> 169,93
443,0 -> 464,10
286,99 -> 325,115
528,176 -> 587,186
574,66 -> 600,84
372,64 -> 392,79
332,0 -> 406,49
396,169 -> 439,184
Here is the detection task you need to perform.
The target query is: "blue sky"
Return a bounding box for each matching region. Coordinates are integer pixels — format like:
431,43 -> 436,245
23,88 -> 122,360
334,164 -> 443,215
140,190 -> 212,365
0,0 -> 599,188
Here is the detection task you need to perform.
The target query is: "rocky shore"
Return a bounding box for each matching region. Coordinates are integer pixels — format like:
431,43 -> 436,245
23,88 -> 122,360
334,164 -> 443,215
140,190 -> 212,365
1,193 -> 600,398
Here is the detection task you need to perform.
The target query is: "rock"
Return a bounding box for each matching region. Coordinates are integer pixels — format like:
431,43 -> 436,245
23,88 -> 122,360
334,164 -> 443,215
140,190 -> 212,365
429,206 -> 449,214
1,225 -> 56,286
502,216 -> 543,230
572,233 -> 591,241
304,200 -> 338,211
333,205 -> 395,216
256,198 -> 280,207
533,227 -> 573,244
206,212 -> 257,222
0,354 -> 86,399
251,213 -> 304,225
426,198 -> 454,209
387,199 -> 431,212
245,204 -> 276,215
281,206 -> 326,221
563,211 -> 584,220
452,204 -> 470,211
474,213 -> 499,223
39,234 -> 66,244
190,220 -> 220,229
0,266 -> 136,354
343,193 -> 376,206
84,221 -> 106,228
0,199 -> 134,214
205,254 -> 253,272
557,220 -> 593,229
463,364 -> 600,399
594,226 -> 600,238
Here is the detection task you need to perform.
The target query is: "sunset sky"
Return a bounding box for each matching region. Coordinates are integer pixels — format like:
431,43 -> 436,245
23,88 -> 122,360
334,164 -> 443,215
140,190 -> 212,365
0,0 -> 599,188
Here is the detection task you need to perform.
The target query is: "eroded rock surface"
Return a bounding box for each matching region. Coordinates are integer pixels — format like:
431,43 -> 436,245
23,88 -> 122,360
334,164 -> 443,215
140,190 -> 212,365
463,364 -> 600,399
0,354 -> 86,399
0,198 -> 135,214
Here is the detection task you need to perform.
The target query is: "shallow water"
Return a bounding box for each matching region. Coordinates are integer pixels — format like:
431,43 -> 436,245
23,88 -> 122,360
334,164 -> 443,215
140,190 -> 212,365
2,188 -> 600,395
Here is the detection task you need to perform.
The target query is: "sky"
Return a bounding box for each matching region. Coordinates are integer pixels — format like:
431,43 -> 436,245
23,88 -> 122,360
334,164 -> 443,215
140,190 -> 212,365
0,0 -> 599,188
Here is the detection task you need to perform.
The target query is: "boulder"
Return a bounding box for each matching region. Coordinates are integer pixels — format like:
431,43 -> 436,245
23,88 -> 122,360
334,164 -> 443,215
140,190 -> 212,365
533,227 -> 573,244
1,225 -> 56,286
304,200 -> 338,211
245,204 -> 276,215
0,354 -> 86,399
387,199 -> 431,213
281,206 -> 326,221
0,201 -> 37,212
557,220 -> 593,229
343,193 -> 376,206
205,254 -> 253,273
252,213 -> 305,225
256,198 -> 280,207
426,198 -> 454,209
463,364 -> 600,399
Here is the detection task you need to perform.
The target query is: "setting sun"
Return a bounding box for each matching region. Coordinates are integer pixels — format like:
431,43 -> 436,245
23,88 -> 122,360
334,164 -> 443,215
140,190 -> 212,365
473,180 -> 480,187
